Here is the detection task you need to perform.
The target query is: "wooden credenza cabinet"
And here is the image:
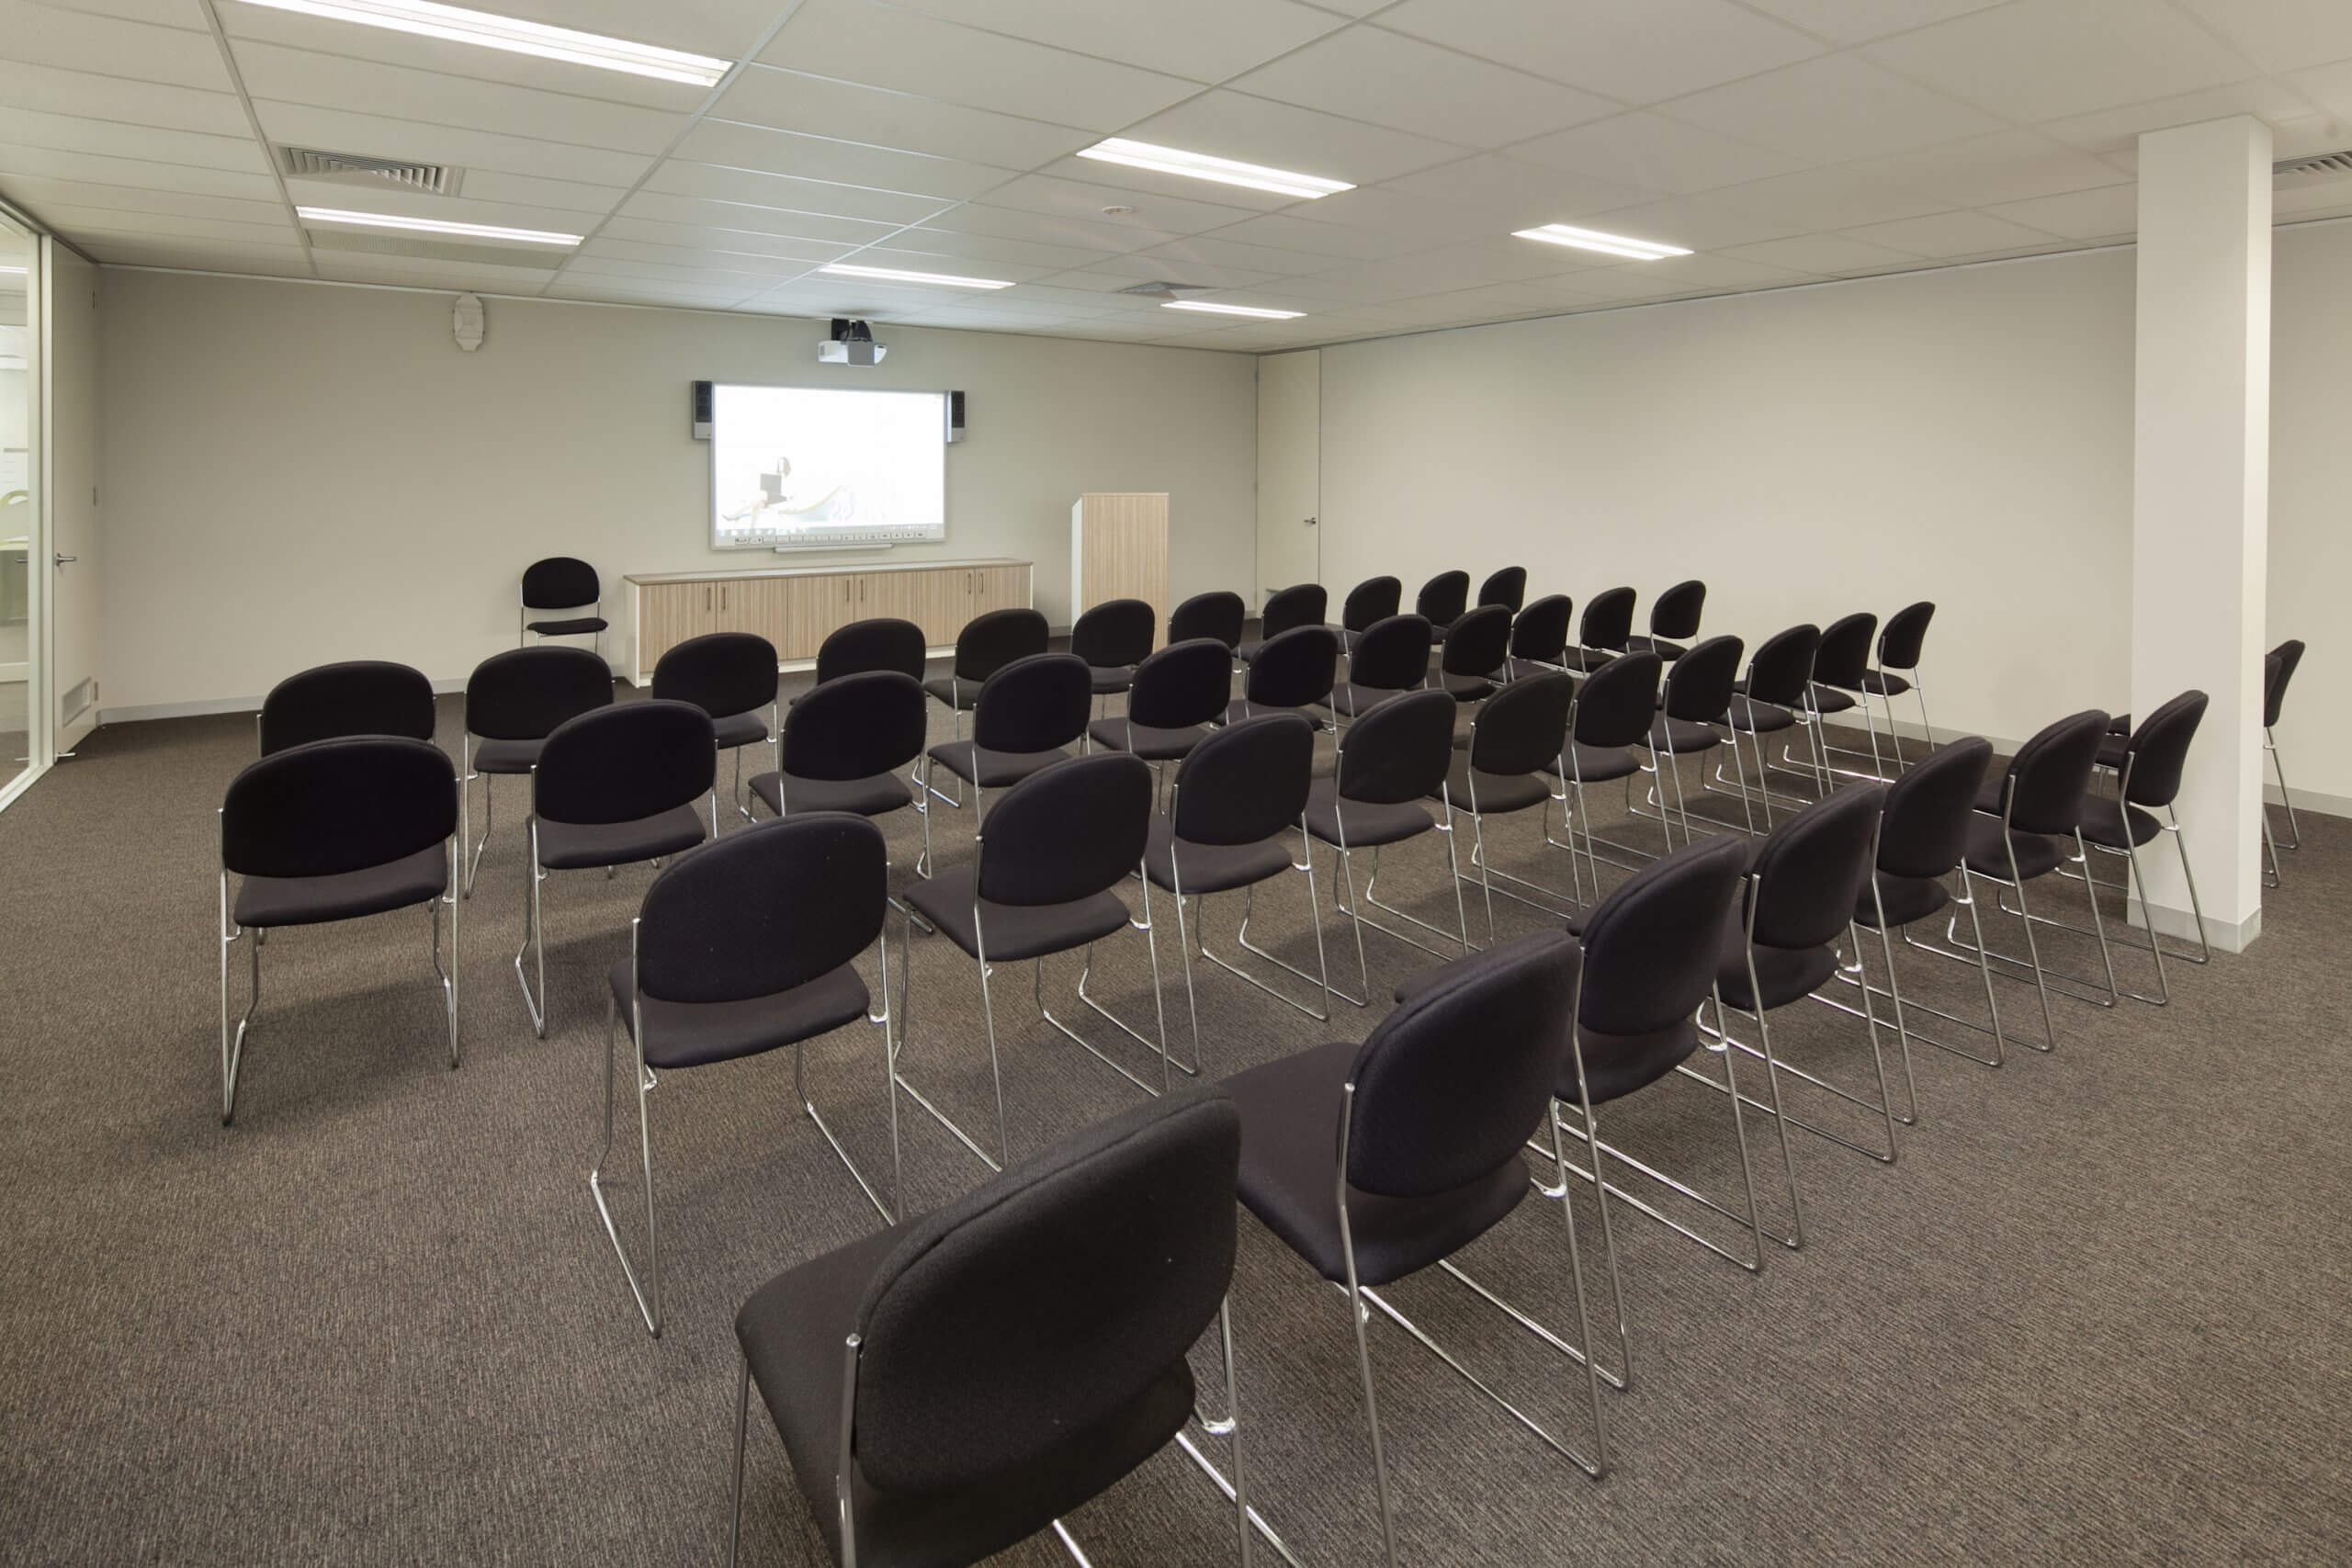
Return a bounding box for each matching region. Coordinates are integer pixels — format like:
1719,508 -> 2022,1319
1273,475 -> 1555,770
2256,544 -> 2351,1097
614,558 -> 1033,683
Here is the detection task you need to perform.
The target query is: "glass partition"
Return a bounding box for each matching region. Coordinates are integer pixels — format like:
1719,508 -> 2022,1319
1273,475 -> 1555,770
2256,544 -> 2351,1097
0,214 -> 34,794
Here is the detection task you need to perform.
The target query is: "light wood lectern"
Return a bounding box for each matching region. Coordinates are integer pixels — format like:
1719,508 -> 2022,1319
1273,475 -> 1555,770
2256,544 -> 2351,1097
1069,492 -> 1169,627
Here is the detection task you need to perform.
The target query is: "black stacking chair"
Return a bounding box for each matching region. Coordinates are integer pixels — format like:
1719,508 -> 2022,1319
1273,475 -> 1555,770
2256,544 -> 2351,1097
1431,603 -> 1510,703
1227,623 -> 1338,724
1221,933 -> 1607,1567
2064,692 -> 2211,1003
1443,671 -> 1577,938
1319,614 -> 1431,723
1506,593 -> 1574,681
216,737 -> 459,1124
902,752 -> 1169,1169
258,660 -> 435,754
1627,579 -> 1705,660
1239,581 -> 1328,661
922,607 -> 1049,806
459,646 -> 612,897
1716,624 -> 1822,827
1169,590 -> 1246,652
1337,574 -> 1401,653
520,556 -> 606,651
1151,714 -> 1329,1065
925,653 -> 1091,851
725,1090 -> 1262,1568
1862,602 -> 1937,765
1416,570 -> 1469,644
594,814 -> 896,1337
1641,634 -> 1746,843
751,671 -> 930,874
1476,565 -> 1527,615
1305,689 -> 1469,1002
2262,638 -> 2305,884
1567,586 -> 1635,672
1069,597 -> 1156,706
654,631 -> 778,823
815,616 -> 927,685
1958,709 -> 2115,1047
1550,650 -> 1664,888
517,701 -> 715,1038
1805,612 -> 1886,781
1090,638 -> 1233,770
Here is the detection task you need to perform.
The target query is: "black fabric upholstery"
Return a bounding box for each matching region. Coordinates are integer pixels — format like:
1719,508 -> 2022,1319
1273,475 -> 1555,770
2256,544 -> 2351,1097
1440,756 -> 1553,816
259,661 -> 436,754
1257,583 -> 1329,644
1877,602 -> 1935,671
613,959 -> 869,1070
1573,836 -> 1746,1066
2096,734 -> 2128,772
1069,598 -> 1155,673
1648,715 -> 1723,754
1464,671 -> 1573,778
1440,604 -> 1512,688
1987,709 -> 2108,836
1091,667 -> 1135,695
711,711 -> 768,750
1168,591 -> 1245,650
1341,615 -> 1433,695
971,654 -> 1091,756
1855,871 -> 1951,931
2265,639 -> 2304,728
532,805 -> 707,871
949,608 -> 1050,685
232,843 -> 448,929
1572,650 -> 1663,749
652,632 -> 777,724
1877,738 -> 1993,880
533,701 -> 715,827
906,869 -> 1134,963
1323,682 -> 1412,719
1476,566 -> 1526,614
2078,798 -> 2162,851
2116,690 -> 2207,808
1554,741 -> 1641,784
1576,587 -> 1636,662
924,740 -> 1070,789
470,737 -> 542,774
221,737 -> 456,880
1647,579 -> 1706,641
785,672 -> 927,783
1241,626 -> 1339,709
526,615 -> 606,638
1415,570 -> 1470,633
1331,688 -> 1455,807
750,770 -> 912,819
1661,635 -> 1742,725
1743,784 -> 1884,951
1715,910 -> 1841,1012
1742,625 -> 1821,708
1340,575 -> 1401,634
1963,818 -> 2064,882
1087,716 -> 1207,761
1860,669 -> 1912,696
521,556 -> 598,611
1170,715 -> 1314,847
464,646 -> 613,741
1813,613 -> 1877,692
1304,782 -> 1432,849
635,814 -> 884,1003
1144,818 -> 1295,896
1624,635 -> 1686,660
921,675 -> 980,712
1725,695 -> 1794,735
975,751 -> 1150,909
1509,594 -> 1573,667
1809,684 -> 1857,715
817,617 -> 928,683
1122,639 -> 1235,733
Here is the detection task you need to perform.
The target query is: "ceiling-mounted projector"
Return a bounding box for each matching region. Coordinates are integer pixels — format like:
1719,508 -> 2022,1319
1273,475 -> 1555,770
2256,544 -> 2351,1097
819,317 -> 886,366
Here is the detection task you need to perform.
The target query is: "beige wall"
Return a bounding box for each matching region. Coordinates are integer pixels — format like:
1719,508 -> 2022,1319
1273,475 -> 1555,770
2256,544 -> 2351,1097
2267,221 -> 2352,814
94,270 -> 1258,714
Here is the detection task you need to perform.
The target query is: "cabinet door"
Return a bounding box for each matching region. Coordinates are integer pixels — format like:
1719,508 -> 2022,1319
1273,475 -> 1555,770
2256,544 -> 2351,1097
639,582 -> 697,671
971,564 -> 1032,616
904,568 -> 974,645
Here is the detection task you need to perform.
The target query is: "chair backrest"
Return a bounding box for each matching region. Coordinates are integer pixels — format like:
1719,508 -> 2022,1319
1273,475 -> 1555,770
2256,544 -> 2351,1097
1572,650 -> 1662,749
1477,566 -> 1527,614
1878,601 -> 1935,671
651,631 -> 776,722
1814,613 -> 1878,690
1649,579 -> 1706,640
1744,625 -> 1821,708
1747,783 -> 1884,951
1334,688 -> 1456,806
1169,591 -> 1245,650
1997,709 -> 2109,836
1126,638 -> 1234,731
1875,736 -> 1992,881
1347,614 -> 1433,693
1579,586 -> 1635,652
1341,575 -> 1401,633
1467,671 -> 1573,778
464,646 -> 613,741
817,617 -> 927,683
1662,634 -> 1743,724
977,751 -> 1151,908
972,652 -> 1091,755
1577,835 -> 1748,1039
1510,594 -> 1573,666
635,813 -> 885,1003
2120,690 -> 2208,809
1243,626 -> 1339,710
2265,638 -> 2304,728
259,660 -> 435,754
1069,598 -> 1156,671
783,671 -> 927,783
221,736 -> 456,879
521,556 -> 598,611
952,607 -> 1050,683
1259,582 -> 1329,642
1441,603 -> 1512,680
851,1089 -> 1239,1495
1415,570 -> 1470,628
1171,714 -> 1315,847
533,700 -> 716,826
1344,931 -> 1578,1199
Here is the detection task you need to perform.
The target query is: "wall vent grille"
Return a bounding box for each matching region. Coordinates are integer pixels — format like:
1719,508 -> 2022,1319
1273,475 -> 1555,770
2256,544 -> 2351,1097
2273,149 -> 2352,187
1115,280 -> 1214,297
279,146 -> 460,196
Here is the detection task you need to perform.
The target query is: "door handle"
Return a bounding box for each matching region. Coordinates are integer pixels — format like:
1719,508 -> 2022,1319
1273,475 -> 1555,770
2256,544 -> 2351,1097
53,553 -> 77,566
1304,517 -> 1317,526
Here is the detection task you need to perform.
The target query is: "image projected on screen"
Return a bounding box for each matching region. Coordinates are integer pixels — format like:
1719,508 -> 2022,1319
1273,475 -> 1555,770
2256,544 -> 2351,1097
709,384 -> 947,550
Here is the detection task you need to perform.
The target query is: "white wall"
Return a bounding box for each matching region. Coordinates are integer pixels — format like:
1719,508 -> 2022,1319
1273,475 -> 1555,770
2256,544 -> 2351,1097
94,271 -> 1257,714
2267,221 -> 2352,814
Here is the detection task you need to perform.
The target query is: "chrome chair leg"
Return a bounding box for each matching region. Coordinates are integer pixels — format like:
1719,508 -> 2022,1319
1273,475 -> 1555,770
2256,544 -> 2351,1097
2268,728 -> 2301,851
727,1356 -> 751,1568
514,824 -> 548,1039
588,988 -> 662,1337
1225,830 -> 1337,1025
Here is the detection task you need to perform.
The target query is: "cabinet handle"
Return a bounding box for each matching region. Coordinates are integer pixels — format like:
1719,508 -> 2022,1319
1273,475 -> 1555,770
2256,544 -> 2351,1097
705,586 -> 712,611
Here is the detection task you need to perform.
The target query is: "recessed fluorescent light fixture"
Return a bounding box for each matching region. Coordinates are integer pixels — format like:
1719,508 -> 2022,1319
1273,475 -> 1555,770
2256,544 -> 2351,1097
1077,138 -> 1351,200
297,206 -> 582,245
1161,300 -> 1305,320
817,263 -> 1014,289
1512,223 -> 1691,260
233,0 -> 731,86
0,265 -> 26,275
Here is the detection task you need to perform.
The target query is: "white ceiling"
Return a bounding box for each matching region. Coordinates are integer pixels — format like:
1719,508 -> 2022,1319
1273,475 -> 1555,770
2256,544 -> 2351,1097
3,0 -> 2351,352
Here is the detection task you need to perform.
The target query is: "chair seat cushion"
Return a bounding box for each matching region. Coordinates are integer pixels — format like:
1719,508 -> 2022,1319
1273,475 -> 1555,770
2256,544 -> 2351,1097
712,710 -> 769,750
471,736 -> 544,774
1855,871 -> 1951,930
1506,657 -> 1571,682
1962,818 -> 2064,881
533,804 -> 707,871
1724,696 -> 1793,735
233,842 -> 448,929
1861,669 -> 1911,696
1224,1038 -> 1530,1289
1143,818 -> 1294,896
527,615 -> 607,637
1625,635 -> 1686,660
1088,716 -> 1205,761
610,959 -> 870,1069
750,770 -> 913,819
2078,797 -> 2161,851
1716,909 -> 1840,1012
1302,779 -> 1432,850
1648,715 -> 1723,755
1808,683 -> 1857,714
1973,775 -> 2007,816
1319,682 -> 1411,719
738,1222 -> 1195,1568
906,868 -> 1134,964
1223,698 -> 1321,727
1439,671 -> 1497,703
1438,756 -> 1552,816
1236,639 -> 1265,663
921,675 -> 980,711
1089,666 -> 1135,695
928,740 -> 1070,789
1548,742 -> 1641,784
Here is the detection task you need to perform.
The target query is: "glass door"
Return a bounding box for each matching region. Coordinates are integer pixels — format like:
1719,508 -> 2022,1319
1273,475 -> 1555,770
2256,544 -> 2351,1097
0,214 -> 35,795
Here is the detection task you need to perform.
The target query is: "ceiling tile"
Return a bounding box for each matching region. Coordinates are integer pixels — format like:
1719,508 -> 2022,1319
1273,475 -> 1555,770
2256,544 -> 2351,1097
558,254 -> 798,289
595,215 -> 856,262
1380,152 -> 1663,228
1841,209 -> 2065,256
1069,250 -> 1292,288
1736,0 -> 2009,45
807,243 -> 1051,283
877,225 -> 1124,271
1508,111 -> 1808,195
971,173 -> 1264,235
32,0 -> 211,27
916,202 -> 1181,254
1716,232 -> 1923,273
1840,129 -> 2132,207
0,174 -> 282,226
617,189 -> 908,245
1624,251 -> 1817,288
0,58 -> 250,136
1710,164 -> 1957,229
1981,182 -> 2137,239
1304,242 -> 1581,296
2168,1 -> 2352,76
1860,0 -> 2260,125
88,238 -> 313,274
1377,0 -> 1823,104
1659,54 -> 2004,164
578,236 -> 819,275
361,0 -> 786,62
2285,58 -> 2352,122
1539,191 -> 1808,250
250,101 -> 658,186
316,253 -> 561,289
0,106 -> 266,173
14,200 -> 298,244
876,0 -> 1346,82
548,278 -> 761,307
0,143 -> 279,202
644,160 -> 956,224
1227,27 -> 1615,146
281,180 -> 605,237
1193,209 -> 1425,261
1519,266 -> 1694,300
0,0 -> 230,90
1126,234 -> 1340,276
677,120 -> 1013,201
712,67 -> 1094,167
456,169 -> 633,216
1117,91 -> 1469,186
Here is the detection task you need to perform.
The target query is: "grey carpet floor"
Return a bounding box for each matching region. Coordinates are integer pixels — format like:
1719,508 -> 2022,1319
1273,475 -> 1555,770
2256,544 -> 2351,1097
1,682 -> 2346,1567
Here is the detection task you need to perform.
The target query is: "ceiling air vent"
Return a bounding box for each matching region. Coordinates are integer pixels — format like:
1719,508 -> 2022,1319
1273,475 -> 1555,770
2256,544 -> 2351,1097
1115,280 -> 1214,298
279,145 -> 461,197
2273,150 -> 2352,188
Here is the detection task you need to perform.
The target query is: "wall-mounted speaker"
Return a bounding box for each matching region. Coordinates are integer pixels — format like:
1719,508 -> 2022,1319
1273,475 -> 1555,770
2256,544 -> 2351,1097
691,379 -> 713,440
946,389 -> 967,444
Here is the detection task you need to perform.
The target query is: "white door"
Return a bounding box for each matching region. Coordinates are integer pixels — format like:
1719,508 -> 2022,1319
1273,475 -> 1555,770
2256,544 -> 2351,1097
43,244 -> 98,755
1256,349 -> 1320,606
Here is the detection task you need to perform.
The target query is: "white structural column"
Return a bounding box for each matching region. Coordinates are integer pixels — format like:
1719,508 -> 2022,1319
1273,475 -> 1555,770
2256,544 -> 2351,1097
2131,116 -> 2271,952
